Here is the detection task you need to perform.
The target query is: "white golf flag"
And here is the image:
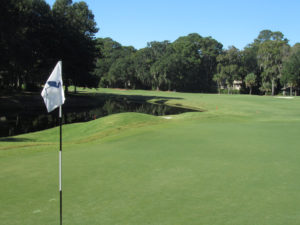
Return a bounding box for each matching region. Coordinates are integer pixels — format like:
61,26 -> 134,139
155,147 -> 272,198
41,61 -> 65,112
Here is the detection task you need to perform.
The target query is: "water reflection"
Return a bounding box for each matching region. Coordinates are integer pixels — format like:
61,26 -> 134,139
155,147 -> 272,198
0,99 -> 198,137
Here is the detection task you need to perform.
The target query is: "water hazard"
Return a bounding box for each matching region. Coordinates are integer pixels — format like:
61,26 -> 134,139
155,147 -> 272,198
0,97 -> 199,137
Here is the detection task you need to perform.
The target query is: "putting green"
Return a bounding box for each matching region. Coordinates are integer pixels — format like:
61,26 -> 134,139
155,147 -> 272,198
1,89 -> 300,225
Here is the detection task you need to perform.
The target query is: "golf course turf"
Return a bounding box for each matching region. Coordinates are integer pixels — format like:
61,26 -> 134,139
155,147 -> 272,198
1,88 -> 300,225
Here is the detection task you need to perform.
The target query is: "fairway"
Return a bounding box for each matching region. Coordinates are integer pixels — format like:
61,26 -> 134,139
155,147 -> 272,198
1,89 -> 300,225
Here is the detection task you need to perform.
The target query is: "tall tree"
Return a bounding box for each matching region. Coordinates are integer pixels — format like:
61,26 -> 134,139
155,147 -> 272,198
52,0 -> 98,92
94,38 -> 126,87
240,43 -> 261,94
244,73 -> 257,95
216,46 -> 242,94
107,47 -> 136,88
0,0 -> 32,89
25,0 -> 54,89
199,37 -> 223,92
171,33 -> 203,92
257,40 -> 289,95
281,46 -> 300,96
259,81 -> 272,95
213,73 -> 226,94
133,47 -> 153,89
52,0 -> 75,91
256,30 -> 289,95
147,41 -> 171,90
0,0 -> 55,90
169,33 -> 223,92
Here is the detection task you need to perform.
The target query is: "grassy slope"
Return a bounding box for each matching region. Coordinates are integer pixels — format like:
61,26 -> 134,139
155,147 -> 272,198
1,89 -> 300,225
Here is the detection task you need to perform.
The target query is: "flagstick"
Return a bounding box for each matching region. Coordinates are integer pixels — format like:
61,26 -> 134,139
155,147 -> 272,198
59,106 -> 62,225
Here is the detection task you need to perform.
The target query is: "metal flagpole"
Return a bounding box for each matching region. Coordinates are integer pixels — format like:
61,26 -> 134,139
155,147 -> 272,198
41,60 -> 65,225
59,105 -> 62,225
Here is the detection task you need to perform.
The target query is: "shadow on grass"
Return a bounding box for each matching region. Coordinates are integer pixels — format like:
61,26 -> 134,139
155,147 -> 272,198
95,93 -> 184,101
86,92 -> 181,103
0,137 -> 33,142
62,92 -> 186,110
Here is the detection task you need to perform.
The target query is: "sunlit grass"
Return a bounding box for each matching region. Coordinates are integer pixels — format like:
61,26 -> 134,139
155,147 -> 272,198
1,89 -> 300,225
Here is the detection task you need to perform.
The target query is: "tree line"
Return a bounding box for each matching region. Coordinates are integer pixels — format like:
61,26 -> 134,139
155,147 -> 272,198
1,0 -> 300,95
95,31 -> 300,95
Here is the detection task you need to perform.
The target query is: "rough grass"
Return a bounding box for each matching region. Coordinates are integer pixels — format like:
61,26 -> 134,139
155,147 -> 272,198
1,89 -> 300,225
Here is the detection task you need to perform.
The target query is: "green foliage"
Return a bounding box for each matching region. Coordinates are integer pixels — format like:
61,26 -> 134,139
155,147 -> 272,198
281,46 -> 300,95
52,0 -> 99,92
216,46 -> 243,94
146,41 -> 171,90
213,73 -> 226,94
94,38 -> 137,88
92,29 -> 298,95
259,81 -> 272,95
255,29 -> 288,43
257,31 -> 290,95
94,33 -> 222,93
108,52 -> 136,89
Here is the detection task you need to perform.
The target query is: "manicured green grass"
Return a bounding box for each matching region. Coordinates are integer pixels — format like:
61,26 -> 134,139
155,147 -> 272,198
1,89 -> 300,225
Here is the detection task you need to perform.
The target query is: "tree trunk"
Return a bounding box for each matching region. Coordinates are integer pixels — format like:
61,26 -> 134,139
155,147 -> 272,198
250,87 -> 252,95
17,76 -> 23,90
290,87 -> 292,96
271,79 -> 275,96
17,76 -> 20,90
14,74 -> 19,89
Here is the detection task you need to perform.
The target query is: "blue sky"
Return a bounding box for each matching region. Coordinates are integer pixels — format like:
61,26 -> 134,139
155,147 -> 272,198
46,0 -> 300,49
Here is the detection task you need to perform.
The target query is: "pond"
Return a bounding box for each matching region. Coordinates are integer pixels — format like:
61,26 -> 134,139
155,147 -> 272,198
0,98 -> 199,137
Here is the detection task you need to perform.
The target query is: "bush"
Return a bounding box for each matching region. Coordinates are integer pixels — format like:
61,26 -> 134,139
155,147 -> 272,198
219,89 -> 240,94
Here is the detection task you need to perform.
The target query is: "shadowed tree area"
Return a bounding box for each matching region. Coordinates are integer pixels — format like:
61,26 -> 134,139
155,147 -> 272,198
0,0 -> 99,93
